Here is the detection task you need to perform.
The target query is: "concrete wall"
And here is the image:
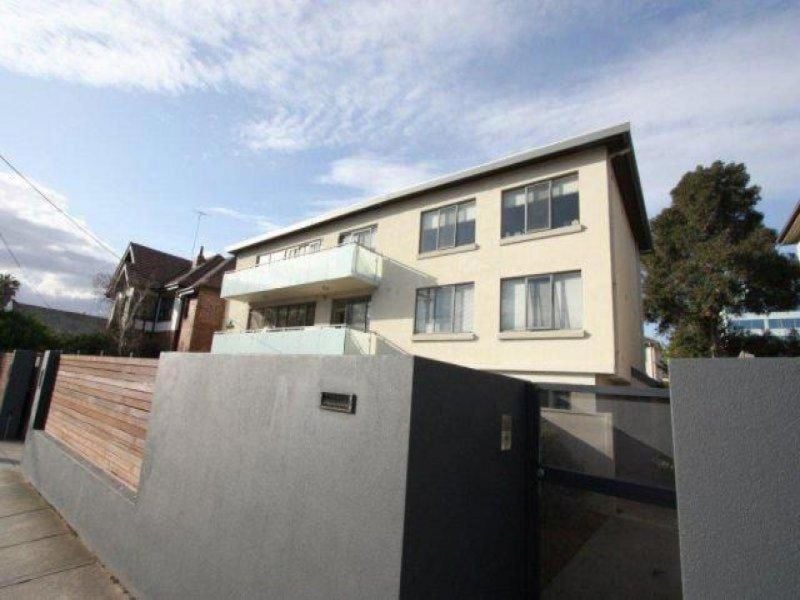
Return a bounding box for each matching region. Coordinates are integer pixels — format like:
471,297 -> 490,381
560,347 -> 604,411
25,353 -> 416,599
225,147 -> 639,384
23,353 -> 535,599
670,358 -> 800,599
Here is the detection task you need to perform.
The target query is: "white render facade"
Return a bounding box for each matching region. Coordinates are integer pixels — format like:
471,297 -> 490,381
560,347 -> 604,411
216,124 -> 652,385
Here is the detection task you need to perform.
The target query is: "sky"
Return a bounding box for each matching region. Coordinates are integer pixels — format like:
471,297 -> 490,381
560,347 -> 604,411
0,0 -> 798,316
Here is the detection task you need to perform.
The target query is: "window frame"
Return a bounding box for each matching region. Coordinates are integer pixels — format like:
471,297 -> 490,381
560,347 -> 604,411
501,172 -> 579,238
413,282 -> 474,334
419,199 -> 476,253
499,270 -> 583,332
338,225 -> 377,249
256,239 -> 322,265
247,301 -> 316,330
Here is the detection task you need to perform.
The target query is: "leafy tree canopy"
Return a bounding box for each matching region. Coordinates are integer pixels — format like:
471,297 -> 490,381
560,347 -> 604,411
643,161 -> 800,357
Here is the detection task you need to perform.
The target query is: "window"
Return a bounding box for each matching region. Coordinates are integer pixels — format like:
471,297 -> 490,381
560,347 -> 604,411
768,318 -> 800,330
501,271 -> 582,331
248,302 -> 316,330
330,297 -> 371,331
257,240 -> 321,265
155,296 -> 174,322
414,283 -> 474,333
730,319 -> 765,331
338,225 -> 376,249
502,173 -> 579,238
419,200 -> 476,253
541,390 -> 571,410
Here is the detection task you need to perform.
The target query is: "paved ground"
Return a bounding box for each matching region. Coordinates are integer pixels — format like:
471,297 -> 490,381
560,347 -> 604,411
0,441 -> 129,599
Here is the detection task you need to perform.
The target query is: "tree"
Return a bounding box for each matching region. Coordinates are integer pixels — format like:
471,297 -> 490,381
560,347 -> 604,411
0,310 -> 56,351
643,161 -> 800,357
95,270 -> 155,356
0,273 -> 20,307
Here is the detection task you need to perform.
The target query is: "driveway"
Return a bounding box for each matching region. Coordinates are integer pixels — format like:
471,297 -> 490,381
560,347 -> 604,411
0,442 -> 129,599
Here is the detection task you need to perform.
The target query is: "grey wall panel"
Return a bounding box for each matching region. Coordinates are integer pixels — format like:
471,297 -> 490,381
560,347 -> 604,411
401,357 -> 534,599
670,358 -> 800,600
25,354 -> 416,600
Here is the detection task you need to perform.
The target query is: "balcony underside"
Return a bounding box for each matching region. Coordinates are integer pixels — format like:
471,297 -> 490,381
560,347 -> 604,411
221,243 -> 383,302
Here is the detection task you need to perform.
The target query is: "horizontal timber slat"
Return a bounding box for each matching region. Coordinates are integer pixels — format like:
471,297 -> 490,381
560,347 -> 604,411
45,354 -> 159,491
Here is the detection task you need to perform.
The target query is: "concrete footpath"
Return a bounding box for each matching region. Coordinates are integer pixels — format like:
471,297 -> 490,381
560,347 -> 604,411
0,442 -> 129,599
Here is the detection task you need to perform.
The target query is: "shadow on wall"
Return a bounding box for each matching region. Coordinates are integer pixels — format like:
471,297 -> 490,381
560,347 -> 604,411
540,396 -> 675,490
368,257 -> 437,322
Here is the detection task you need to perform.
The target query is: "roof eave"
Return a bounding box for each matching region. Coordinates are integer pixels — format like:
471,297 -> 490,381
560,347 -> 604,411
777,200 -> 800,244
226,122 -> 647,254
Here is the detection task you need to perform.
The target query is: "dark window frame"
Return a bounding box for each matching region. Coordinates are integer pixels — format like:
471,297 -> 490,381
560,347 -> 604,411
501,172 -> 579,238
499,270 -> 583,332
419,199 -> 476,253
247,301 -> 316,330
414,282 -> 474,334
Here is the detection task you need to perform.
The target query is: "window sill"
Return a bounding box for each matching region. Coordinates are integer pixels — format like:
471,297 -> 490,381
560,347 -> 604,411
412,332 -> 477,342
498,329 -> 585,340
417,243 -> 478,260
500,223 -> 583,246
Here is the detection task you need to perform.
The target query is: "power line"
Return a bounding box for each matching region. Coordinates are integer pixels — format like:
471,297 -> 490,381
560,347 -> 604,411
0,226 -> 53,308
0,151 -> 120,260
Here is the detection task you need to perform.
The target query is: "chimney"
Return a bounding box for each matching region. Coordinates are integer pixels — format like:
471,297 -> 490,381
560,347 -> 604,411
194,246 -> 206,268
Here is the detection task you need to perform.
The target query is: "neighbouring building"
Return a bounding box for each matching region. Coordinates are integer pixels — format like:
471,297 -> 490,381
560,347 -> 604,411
215,123 -> 651,385
107,242 -> 232,353
727,203 -> 800,337
644,337 -> 668,382
5,300 -> 106,335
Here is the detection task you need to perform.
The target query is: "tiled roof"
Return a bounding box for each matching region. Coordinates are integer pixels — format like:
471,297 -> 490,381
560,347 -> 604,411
126,243 -> 192,287
165,255 -> 233,292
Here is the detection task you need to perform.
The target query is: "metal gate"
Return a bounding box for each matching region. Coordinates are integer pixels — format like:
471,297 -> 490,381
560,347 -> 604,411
532,383 -> 681,598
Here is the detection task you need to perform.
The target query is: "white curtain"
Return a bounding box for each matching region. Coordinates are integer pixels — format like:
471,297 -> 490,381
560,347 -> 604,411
527,276 -> 552,328
453,284 -> 474,332
433,286 -> 454,332
415,289 -> 434,333
553,272 -> 582,329
501,279 -> 526,330
552,174 -> 578,197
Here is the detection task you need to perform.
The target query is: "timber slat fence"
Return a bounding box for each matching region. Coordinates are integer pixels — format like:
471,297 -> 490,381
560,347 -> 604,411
44,354 -> 159,491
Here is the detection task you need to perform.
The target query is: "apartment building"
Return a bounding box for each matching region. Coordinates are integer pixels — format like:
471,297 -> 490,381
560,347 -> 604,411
215,123 -> 651,385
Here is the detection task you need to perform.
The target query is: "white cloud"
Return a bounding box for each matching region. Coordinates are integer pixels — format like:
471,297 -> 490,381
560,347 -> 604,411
1,1 -> 799,227
319,156 -> 438,196
0,172 -> 116,314
202,206 -> 280,233
465,8 -> 800,216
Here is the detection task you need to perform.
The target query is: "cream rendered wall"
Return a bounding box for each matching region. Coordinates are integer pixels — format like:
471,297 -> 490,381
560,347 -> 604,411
606,166 -> 645,382
226,147 -> 640,384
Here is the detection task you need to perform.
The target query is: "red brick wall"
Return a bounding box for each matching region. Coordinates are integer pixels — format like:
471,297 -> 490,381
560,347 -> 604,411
176,289 -> 225,353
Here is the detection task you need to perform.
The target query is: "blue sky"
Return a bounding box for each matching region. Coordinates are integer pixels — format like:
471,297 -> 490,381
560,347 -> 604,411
0,0 -> 798,315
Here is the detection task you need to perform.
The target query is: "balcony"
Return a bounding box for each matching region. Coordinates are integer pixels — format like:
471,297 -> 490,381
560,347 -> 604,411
210,325 -> 378,355
221,243 -> 383,302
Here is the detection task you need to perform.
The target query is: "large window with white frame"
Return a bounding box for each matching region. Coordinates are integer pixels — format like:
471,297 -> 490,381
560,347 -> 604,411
500,271 -> 583,331
414,283 -> 474,333
338,225 -> 376,249
419,199 -> 476,253
501,173 -> 579,238
256,239 -> 321,265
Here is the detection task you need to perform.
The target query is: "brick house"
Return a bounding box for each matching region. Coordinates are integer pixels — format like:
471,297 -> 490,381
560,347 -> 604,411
107,242 -> 232,353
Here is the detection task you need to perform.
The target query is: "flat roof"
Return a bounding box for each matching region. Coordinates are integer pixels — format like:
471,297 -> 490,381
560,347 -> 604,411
777,200 -> 800,244
226,122 -> 652,254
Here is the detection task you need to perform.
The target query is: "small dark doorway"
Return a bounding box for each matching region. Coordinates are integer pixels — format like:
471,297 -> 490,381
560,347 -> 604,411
330,296 -> 371,331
